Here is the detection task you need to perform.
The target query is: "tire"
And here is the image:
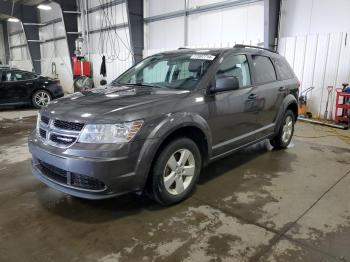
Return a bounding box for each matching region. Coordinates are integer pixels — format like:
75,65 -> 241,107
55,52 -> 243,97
32,90 -> 52,109
270,109 -> 295,149
150,137 -> 202,206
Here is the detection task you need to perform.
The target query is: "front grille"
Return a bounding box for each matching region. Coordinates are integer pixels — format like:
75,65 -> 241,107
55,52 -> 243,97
38,116 -> 84,147
50,134 -> 76,146
39,128 -> 46,139
54,119 -> 84,131
41,115 -> 49,125
37,160 -> 106,191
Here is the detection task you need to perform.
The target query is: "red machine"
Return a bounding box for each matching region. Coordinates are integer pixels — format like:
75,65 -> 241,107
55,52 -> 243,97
335,88 -> 350,124
73,56 -> 91,77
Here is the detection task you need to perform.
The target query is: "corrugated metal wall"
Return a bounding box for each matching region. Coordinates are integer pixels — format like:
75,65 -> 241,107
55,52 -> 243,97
39,2 -> 73,93
7,22 -> 32,71
144,0 -> 265,53
279,0 -> 350,119
86,0 -> 133,87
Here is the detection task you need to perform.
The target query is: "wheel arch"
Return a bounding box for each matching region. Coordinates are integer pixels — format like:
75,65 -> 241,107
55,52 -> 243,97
134,112 -> 212,191
274,94 -> 298,134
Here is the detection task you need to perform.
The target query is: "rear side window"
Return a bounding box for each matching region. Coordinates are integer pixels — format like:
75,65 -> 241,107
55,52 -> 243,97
251,55 -> 276,84
274,58 -> 294,80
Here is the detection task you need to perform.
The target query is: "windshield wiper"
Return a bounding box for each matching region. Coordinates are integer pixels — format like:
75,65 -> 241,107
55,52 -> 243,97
122,83 -> 164,89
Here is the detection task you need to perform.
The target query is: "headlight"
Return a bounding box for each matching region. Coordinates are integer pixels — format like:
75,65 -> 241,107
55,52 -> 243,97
78,120 -> 143,143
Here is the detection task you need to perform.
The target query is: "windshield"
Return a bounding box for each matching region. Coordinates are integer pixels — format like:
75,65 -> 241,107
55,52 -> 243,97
114,53 -> 216,90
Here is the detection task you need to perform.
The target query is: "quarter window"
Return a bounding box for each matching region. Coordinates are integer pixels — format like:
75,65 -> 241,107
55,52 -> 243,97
251,55 -> 277,83
216,54 -> 251,88
274,58 -> 294,80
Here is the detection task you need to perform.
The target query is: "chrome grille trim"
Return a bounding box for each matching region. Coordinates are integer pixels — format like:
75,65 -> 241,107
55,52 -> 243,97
37,116 -> 84,148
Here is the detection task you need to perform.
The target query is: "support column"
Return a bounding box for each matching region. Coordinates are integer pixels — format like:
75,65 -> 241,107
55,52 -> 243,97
55,0 -> 79,64
264,0 -> 281,50
127,0 -> 144,63
1,21 -> 10,64
21,5 -> 41,74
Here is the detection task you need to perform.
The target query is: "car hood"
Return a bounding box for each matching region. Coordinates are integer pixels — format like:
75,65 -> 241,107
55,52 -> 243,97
41,85 -> 190,122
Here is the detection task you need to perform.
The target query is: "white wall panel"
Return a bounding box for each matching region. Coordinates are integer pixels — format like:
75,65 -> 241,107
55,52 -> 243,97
146,17 -> 185,49
9,60 -> 32,71
88,0 -> 103,9
280,0 -> 350,37
188,2 -> 263,46
144,0 -> 185,17
88,3 -> 128,31
279,0 -> 350,119
84,1 -> 133,88
279,33 -> 350,119
39,2 -> 62,23
145,1 -> 264,50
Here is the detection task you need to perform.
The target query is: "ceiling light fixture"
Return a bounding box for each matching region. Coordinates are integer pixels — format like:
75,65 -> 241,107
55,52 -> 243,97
8,17 -> 20,23
37,4 -> 52,10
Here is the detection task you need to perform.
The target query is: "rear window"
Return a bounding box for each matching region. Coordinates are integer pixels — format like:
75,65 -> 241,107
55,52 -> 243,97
274,58 -> 294,80
251,55 -> 277,84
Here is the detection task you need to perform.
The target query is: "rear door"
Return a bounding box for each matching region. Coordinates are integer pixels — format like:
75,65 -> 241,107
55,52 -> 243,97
250,55 -> 282,138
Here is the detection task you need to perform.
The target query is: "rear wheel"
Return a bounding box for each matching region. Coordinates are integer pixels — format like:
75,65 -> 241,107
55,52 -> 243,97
150,137 -> 202,205
32,90 -> 51,108
270,109 -> 295,149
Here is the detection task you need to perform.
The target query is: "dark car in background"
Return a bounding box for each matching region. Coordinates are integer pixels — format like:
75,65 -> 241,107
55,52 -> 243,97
29,45 -> 299,205
0,67 -> 64,108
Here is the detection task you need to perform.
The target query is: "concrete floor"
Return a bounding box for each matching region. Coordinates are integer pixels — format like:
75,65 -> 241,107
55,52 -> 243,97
0,109 -> 350,262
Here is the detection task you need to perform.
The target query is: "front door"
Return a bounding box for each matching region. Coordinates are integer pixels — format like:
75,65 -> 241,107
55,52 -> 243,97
0,71 -> 32,104
207,53 -> 260,156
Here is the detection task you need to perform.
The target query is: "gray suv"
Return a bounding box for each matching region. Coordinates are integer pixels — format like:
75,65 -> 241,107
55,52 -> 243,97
29,45 -> 299,205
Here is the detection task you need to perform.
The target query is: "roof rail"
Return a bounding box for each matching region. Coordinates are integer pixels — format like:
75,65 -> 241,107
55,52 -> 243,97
178,47 -> 189,50
234,44 -> 278,54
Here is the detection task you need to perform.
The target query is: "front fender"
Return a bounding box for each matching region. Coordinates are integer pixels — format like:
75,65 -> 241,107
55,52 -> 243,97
274,94 -> 298,134
134,112 -> 212,190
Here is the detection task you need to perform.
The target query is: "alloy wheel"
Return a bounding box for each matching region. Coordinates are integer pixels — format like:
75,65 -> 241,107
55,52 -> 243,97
282,115 -> 293,143
163,149 -> 196,195
35,91 -> 51,107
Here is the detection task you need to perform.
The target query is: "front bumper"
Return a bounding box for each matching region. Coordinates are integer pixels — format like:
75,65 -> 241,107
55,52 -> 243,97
28,131 -> 146,199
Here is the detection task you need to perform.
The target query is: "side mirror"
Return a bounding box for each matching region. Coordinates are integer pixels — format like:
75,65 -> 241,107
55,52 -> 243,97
211,75 -> 239,93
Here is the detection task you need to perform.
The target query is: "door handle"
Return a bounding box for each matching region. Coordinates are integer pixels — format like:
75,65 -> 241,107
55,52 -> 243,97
248,93 -> 257,100
26,82 -> 33,85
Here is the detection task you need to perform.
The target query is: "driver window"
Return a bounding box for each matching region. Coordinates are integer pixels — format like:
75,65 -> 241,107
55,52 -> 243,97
3,71 -> 24,82
216,54 -> 251,88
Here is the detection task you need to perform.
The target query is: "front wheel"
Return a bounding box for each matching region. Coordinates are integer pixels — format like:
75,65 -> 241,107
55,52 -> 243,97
150,137 -> 202,205
32,90 -> 51,108
270,110 -> 295,149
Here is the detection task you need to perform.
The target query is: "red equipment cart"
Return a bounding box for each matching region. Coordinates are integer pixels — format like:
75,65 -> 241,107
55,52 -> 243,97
335,88 -> 350,124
